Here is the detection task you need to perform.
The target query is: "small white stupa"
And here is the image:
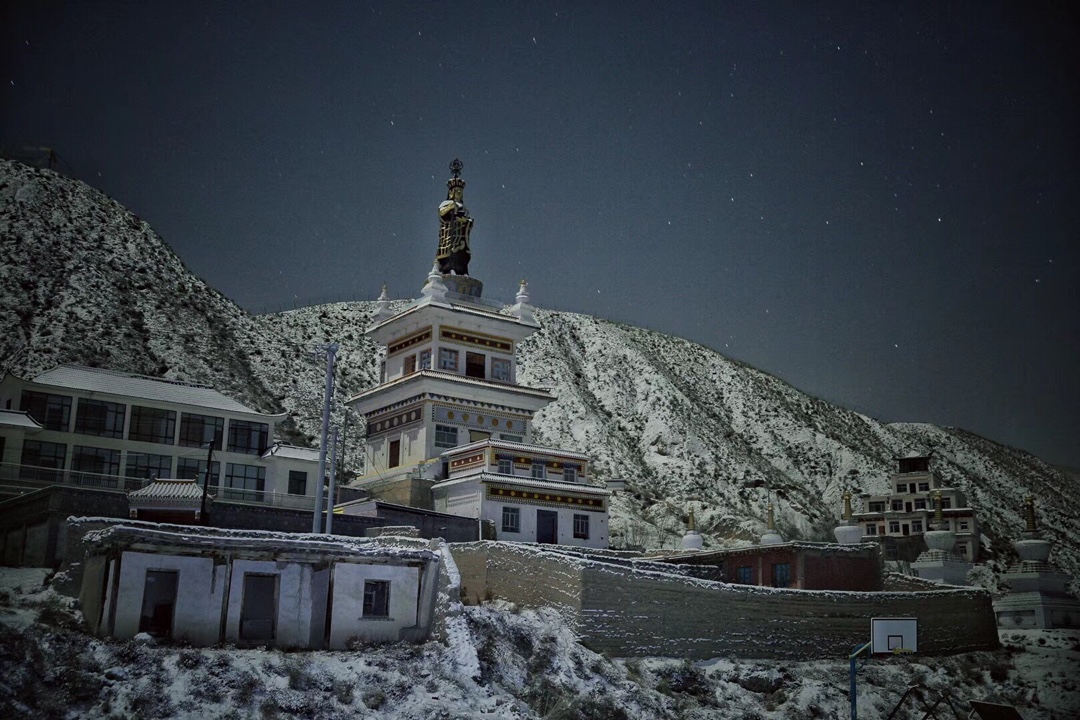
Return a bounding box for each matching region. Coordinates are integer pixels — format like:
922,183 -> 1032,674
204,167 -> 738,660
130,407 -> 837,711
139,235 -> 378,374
681,509 -> 703,551
760,502 -> 784,545
994,495 -> 1080,629
373,283 -> 393,321
833,491 -> 864,545
509,279 -> 537,326
911,490 -> 972,585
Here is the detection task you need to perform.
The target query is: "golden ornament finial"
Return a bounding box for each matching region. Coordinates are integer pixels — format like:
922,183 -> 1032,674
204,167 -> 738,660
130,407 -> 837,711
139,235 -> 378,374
933,490 -> 944,525
842,491 -> 853,521
767,502 -> 776,531
688,509 -> 696,531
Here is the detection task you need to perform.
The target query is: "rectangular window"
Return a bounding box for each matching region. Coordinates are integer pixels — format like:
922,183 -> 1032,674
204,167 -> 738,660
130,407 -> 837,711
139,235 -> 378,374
502,506 -> 520,533
434,424 -> 457,449
912,521 -> 923,533
129,406 -> 176,445
772,563 -> 791,588
890,500 -> 904,511
957,543 -> 968,557
20,390 -> 72,431
918,482 -> 930,492
573,513 -> 589,539
240,574 -> 277,640
72,446 -> 121,485
125,452 -> 173,480
563,467 -> 578,483
941,497 -> 952,509
363,580 -> 390,617
888,521 -> 900,534
403,354 -> 417,375
491,358 -> 511,382
438,348 -> 459,371
914,499 -> 926,510
388,439 -> 401,468
497,458 -> 513,475
75,398 -> 126,438
176,457 -> 220,484
465,351 -> 485,379
178,413 -> 224,449
895,483 -> 907,494
959,520 -> 969,531
501,433 -> 523,443
868,501 -> 885,513
288,470 -> 307,495
531,462 -> 546,480
139,570 -> 178,639
224,463 -> 266,502
227,420 -> 268,455
864,524 -> 877,535
19,440 -> 67,482
736,566 -> 753,584
419,349 -> 432,370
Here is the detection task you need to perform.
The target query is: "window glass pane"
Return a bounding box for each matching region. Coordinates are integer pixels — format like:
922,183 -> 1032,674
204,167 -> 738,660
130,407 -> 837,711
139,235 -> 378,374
363,580 -> 390,617
419,349 -> 432,370
20,391 -> 72,431
772,562 -> 791,588
573,513 -> 589,539
465,352 -> 485,379
75,398 -> 126,438
177,457 -> 220,483
737,566 -> 753,583
434,425 -> 457,449
531,462 -> 546,479
502,506 -> 520,533
564,467 -> 577,483
491,358 -> 511,382
20,441 -> 67,481
288,470 -> 307,495
404,355 -> 417,374
129,406 -> 176,445
497,458 -> 512,474
227,420 -> 268,455
179,413 -> 224,449
72,446 -> 121,484
438,348 -> 458,371
500,433 -> 523,443
224,463 -> 266,501
125,452 -> 173,479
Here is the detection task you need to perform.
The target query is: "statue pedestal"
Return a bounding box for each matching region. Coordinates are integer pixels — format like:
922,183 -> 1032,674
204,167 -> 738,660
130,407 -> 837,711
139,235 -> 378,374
443,275 -> 483,298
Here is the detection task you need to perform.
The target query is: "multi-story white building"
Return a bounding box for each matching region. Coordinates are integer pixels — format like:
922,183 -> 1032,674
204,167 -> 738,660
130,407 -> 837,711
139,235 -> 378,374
346,159 -> 610,547
852,455 -> 980,562
0,365 -> 320,509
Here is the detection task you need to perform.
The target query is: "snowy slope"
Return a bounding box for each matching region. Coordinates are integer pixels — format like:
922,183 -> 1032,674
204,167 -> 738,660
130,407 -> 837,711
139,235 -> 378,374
2,158 -> 1077,590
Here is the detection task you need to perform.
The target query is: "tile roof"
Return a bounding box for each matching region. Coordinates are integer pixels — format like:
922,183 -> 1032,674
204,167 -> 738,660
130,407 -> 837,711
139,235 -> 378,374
0,409 -> 43,430
128,478 -> 207,506
262,444 -> 321,461
30,365 -> 277,416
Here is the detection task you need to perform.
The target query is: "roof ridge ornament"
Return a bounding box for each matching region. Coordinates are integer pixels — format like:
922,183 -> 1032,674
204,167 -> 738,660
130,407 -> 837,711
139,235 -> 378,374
510,278 -> 536,325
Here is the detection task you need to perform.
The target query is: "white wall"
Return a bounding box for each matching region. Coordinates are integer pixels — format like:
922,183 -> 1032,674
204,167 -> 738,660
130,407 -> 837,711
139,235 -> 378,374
328,562 -> 420,648
112,551 -> 224,645
224,559 -> 321,648
483,501 -> 608,548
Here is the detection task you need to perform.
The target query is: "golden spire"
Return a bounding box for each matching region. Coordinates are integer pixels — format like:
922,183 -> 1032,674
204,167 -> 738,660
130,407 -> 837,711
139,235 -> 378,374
688,509 -> 696,531
1024,495 -> 1038,533
767,502 -> 776,531
842,491 -> 853,521
933,490 -> 944,526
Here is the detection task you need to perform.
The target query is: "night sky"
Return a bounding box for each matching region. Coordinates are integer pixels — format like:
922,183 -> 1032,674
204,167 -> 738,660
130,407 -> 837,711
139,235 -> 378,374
3,2 -> 1078,467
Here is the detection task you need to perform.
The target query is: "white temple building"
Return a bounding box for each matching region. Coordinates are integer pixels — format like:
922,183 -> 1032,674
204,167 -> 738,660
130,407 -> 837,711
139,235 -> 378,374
345,160 -> 609,547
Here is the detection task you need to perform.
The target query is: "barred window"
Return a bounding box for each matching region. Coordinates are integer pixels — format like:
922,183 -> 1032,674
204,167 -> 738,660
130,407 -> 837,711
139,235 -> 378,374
129,406 -> 176,445
573,513 -> 589,539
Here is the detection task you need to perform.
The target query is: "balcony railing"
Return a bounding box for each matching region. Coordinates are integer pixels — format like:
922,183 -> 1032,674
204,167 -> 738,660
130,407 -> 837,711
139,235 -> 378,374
0,462 -> 320,512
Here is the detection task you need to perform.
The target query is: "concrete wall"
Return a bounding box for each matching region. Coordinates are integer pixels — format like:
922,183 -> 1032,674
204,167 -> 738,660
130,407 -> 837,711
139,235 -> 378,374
329,562 -> 421,647
112,551 -> 225,645
224,559 -> 319,649
452,542 -> 1000,660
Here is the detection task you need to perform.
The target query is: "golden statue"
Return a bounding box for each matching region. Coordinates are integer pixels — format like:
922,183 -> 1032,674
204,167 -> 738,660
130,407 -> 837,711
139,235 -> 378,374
437,158 -> 473,275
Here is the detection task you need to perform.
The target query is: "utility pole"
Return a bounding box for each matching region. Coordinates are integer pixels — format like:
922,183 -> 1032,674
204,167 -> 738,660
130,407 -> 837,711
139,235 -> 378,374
199,431 -> 218,525
325,426 -> 339,535
311,343 -> 339,534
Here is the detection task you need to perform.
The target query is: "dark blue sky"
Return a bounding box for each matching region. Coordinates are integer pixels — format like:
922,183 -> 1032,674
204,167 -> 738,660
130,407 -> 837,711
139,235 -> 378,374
3,2 -> 1078,466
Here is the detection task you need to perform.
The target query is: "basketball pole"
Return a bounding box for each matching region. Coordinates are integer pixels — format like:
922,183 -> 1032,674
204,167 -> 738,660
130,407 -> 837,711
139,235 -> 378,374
849,641 -> 872,720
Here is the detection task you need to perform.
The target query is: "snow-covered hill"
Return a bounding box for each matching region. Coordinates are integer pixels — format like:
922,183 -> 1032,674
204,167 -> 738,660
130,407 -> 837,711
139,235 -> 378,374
3,158 -> 1077,589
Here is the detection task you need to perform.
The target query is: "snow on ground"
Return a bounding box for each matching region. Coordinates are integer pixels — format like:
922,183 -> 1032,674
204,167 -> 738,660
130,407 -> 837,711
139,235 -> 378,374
1,567 -> 1078,719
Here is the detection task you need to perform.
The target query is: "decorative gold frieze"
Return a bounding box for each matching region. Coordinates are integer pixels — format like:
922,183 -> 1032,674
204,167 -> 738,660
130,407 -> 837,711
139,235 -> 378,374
439,327 -> 513,353
487,485 -> 605,512
388,327 -> 432,356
